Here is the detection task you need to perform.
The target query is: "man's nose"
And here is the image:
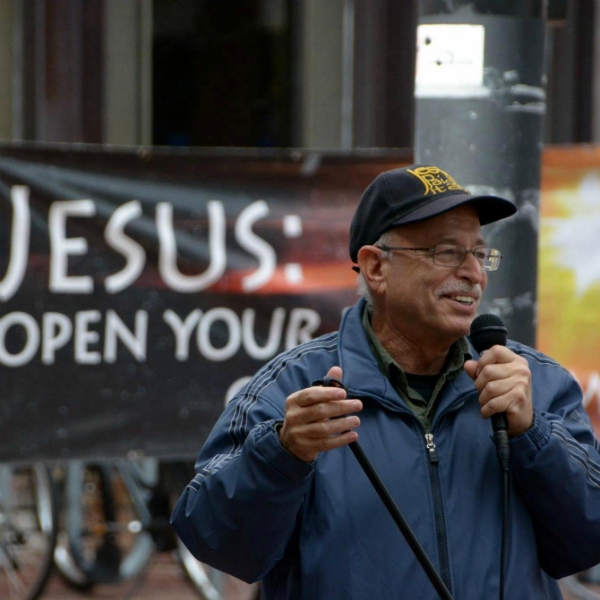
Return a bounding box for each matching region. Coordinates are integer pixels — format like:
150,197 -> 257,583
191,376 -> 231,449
456,251 -> 484,282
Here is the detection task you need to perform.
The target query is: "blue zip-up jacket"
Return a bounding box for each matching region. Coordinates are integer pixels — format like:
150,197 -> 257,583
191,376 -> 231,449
172,299 -> 600,599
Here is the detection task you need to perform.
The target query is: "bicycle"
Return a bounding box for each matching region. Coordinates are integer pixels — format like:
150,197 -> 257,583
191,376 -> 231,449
52,457 -> 260,600
0,463 -> 58,600
2,457 -> 598,600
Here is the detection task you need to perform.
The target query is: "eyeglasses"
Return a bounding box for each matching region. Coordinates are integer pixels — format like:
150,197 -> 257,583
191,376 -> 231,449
376,243 -> 503,271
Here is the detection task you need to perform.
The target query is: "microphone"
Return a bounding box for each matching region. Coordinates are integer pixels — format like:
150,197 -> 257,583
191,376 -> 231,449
469,314 -> 510,471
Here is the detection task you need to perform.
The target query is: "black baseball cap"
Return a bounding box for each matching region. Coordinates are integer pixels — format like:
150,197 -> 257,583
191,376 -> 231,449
349,165 -> 517,263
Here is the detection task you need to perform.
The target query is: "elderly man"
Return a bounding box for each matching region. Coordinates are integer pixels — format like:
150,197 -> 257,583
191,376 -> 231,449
172,165 -> 600,599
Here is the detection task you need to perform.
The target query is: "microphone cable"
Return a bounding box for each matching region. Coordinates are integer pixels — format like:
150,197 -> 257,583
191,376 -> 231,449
470,313 -> 512,600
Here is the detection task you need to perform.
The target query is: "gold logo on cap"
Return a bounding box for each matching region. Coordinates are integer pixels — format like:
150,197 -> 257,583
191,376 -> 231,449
407,167 -> 466,196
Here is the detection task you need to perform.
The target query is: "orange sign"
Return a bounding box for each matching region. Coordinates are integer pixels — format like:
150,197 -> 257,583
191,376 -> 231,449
539,146 -> 600,434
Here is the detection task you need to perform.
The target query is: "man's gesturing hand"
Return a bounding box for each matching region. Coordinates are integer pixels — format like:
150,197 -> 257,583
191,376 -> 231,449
464,346 -> 533,437
278,366 -> 363,463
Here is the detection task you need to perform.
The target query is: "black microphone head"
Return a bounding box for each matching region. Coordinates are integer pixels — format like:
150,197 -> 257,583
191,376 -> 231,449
470,313 -> 507,354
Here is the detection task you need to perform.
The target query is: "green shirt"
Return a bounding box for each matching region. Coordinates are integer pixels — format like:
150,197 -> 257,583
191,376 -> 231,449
362,306 -> 471,431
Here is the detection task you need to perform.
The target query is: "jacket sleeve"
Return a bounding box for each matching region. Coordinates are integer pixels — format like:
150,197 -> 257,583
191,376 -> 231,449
509,364 -> 600,578
170,376 -> 315,583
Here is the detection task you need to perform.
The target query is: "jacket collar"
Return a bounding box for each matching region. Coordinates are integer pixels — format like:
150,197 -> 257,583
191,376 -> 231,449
337,298 -> 478,413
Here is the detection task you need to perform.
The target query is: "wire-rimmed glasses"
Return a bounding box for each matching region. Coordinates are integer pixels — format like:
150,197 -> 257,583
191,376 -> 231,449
376,243 -> 503,271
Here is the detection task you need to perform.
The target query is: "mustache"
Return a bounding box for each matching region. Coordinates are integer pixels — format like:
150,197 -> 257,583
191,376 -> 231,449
437,282 -> 483,297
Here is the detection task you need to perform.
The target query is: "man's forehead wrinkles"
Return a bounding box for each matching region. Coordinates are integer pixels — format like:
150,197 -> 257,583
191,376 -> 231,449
436,234 -> 487,246
389,226 -> 485,246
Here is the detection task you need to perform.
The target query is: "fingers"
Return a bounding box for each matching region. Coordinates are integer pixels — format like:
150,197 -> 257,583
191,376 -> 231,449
467,346 -> 533,436
463,359 -> 478,380
279,366 -> 363,462
283,418 -> 361,461
327,365 -> 343,382
287,385 -> 359,417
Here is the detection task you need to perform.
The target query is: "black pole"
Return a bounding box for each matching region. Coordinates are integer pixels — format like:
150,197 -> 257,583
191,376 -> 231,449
313,377 -> 454,598
415,0 -> 547,347
348,441 -> 454,599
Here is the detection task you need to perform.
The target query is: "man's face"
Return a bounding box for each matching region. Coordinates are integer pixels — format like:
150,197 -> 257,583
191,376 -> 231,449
378,205 -> 487,346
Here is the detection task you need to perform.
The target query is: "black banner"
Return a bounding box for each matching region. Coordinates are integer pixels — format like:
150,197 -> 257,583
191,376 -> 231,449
0,144 -> 410,461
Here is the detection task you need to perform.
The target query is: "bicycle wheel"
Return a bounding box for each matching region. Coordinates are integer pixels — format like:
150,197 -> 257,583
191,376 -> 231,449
62,460 -> 155,585
176,539 -> 260,600
164,461 -> 260,600
561,570 -> 600,600
53,536 -> 94,591
0,463 -> 58,600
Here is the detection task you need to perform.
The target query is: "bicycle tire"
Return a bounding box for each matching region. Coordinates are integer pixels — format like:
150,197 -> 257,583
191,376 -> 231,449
164,460 -> 260,600
0,463 -> 58,600
62,460 -> 155,585
561,572 -> 600,600
53,536 -> 95,591
174,515 -> 260,600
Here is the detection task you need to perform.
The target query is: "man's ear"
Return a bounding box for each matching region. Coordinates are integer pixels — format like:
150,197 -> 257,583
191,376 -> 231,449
357,245 -> 387,295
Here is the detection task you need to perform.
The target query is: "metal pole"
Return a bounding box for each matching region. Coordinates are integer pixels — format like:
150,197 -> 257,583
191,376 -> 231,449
341,0 -> 355,149
415,0 -> 547,346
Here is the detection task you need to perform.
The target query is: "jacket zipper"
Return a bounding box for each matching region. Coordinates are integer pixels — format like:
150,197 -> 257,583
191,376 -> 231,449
351,390 -> 477,594
425,431 -> 451,592
422,396 -> 477,593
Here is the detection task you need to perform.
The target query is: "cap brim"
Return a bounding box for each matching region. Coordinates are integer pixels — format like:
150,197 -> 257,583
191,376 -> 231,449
390,192 -> 517,227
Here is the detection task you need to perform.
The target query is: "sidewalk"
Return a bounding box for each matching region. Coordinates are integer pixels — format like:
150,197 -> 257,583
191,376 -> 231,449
42,552 -> 259,600
39,553 -> 600,600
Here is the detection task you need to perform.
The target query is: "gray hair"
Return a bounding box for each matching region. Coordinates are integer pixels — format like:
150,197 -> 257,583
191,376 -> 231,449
355,230 -> 395,307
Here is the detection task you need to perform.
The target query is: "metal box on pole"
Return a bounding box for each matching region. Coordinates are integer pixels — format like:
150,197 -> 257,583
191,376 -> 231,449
415,1 -> 548,346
